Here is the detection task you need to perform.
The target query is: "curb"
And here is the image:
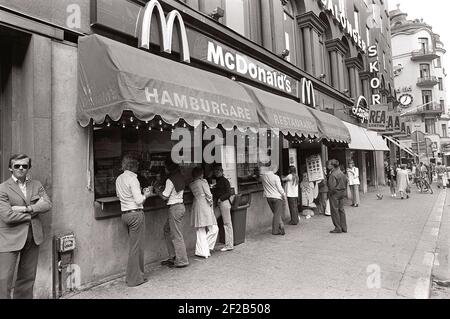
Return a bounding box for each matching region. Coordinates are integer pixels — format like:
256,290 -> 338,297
396,189 -> 446,299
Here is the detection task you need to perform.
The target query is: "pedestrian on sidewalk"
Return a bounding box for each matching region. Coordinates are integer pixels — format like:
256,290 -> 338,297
157,159 -> 189,268
327,160 -> 348,234
212,166 -> 234,252
346,161 -> 360,207
116,155 -> 152,287
282,166 -> 300,225
189,167 -> 218,259
389,164 -> 398,197
397,164 -> 410,200
0,154 -> 52,299
260,165 -> 286,236
317,167 -> 329,216
436,162 -> 446,189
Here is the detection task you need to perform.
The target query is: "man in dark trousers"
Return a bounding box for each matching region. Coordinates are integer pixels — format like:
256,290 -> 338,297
327,159 -> 348,234
212,166 -> 234,251
0,154 -> 52,299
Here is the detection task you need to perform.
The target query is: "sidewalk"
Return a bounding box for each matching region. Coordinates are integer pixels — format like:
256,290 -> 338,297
67,186 -> 446,299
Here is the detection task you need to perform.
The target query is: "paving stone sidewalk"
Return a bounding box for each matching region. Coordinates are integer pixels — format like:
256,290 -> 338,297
67,186 -> 446,299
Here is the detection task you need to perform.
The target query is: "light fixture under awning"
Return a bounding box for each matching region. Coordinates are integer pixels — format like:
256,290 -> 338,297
239,83 -> 319,138
77,34 -> 260,130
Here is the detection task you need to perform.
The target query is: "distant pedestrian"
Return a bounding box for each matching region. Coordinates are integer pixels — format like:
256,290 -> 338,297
282,166 -> 300,225
436,162 -> 446,189
157,159 -> 189,268
346,161 -> 360,207
397,164 -> 410,200
389,164 -> 398,197
189,167 -> 218,259
212,166 -> 234,252
261,165 -> 286,236
116,155 -> 152,287
327,160 -> 348,234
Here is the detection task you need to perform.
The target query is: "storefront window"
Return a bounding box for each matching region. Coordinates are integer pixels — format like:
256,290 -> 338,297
93,115 -> 197,199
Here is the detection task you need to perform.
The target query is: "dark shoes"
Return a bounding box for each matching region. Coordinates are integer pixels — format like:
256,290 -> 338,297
168,263 -> 189,269
161,258 -> 175,266
330,229 -> 342,234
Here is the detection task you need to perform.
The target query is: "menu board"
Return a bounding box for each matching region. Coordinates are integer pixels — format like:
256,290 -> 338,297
288,149 -> 298,169
306,154 -> 324,182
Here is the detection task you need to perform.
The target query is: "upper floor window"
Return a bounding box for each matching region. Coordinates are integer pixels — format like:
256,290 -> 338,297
354,8 -> 360,34
282,2 -> 297,65
439,77 -> 444,91
435,57 -> 442,68
419,38 -> 429,52
420,64 -> 431,78
224,0 -> 248,36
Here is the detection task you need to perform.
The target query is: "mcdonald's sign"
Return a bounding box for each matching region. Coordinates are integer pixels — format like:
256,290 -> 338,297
301,78 -> 316,107
138,0 -> 190,63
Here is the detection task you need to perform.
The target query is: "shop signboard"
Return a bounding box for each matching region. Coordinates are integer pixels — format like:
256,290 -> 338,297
90,0 -> 304,99
367,104 -> 388,131
306,155 -> 324,182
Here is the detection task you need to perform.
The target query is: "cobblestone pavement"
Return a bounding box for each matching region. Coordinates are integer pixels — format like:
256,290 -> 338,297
67,186 -> 446,299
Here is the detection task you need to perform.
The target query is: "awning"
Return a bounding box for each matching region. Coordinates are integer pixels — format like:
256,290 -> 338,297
343,122 -> 374,150
77,34 -> 260,129
239,83 -> 319,138
384,135 -> 419,157
343,122 -> 389,151
309,109 -> 351,143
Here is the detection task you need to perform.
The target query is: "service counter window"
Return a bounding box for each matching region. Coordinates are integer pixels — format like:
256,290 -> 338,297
93,114 -> 197,210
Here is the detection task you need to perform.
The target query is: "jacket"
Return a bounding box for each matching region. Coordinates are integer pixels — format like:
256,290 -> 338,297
0,178 -> 52,252
328,168 -> 348,196
213,176 -> 232,204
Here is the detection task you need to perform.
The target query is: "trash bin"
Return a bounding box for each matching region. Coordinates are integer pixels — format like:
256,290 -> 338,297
217,193 -> 251,246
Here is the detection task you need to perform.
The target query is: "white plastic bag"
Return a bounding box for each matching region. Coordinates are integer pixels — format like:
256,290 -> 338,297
325,199 -> 331,216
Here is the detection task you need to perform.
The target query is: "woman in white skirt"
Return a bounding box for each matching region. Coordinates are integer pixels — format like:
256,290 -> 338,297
189,167 -> 219,259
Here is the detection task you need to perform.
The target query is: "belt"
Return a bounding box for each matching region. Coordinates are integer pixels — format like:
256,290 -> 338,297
122,209 -> 144,215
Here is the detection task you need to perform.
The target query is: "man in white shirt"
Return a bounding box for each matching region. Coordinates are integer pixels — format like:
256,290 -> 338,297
260,165 -> 286,236
346,161 -> 360,207
157,160 -> 189,268
116,155 -> 152,287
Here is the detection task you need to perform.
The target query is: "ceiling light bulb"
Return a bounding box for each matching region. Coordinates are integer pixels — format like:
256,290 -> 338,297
130,117 -> 134,123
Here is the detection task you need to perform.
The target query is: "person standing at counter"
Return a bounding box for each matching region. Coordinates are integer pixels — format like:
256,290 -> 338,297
212,166 -> 234,252
116,155 -> 152,287
190,167 -> 218,258
282,166 -> 300,226
261,165 -> 286,236
157,159 -> 189,268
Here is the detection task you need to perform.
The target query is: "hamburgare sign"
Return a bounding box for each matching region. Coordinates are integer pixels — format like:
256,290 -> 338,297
92,0 -> 318,104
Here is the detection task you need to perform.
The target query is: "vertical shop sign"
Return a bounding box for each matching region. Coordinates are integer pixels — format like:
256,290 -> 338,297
306,155 -> 324,182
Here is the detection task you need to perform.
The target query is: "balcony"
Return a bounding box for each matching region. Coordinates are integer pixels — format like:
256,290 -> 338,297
411,49 -> 439,61
414,102 -> 444,117
417,76 -> 439,87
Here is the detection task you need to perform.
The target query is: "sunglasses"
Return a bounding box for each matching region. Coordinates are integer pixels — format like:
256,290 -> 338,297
13,164 -> 29,170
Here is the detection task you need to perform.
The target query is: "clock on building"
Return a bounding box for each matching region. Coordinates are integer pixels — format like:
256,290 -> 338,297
398,93 -> 413,108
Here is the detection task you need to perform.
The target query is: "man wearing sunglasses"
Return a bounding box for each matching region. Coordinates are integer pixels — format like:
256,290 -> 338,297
0,154 -> 52,299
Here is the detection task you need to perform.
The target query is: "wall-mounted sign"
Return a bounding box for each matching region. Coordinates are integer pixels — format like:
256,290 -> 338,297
317,0 -> 367,52
385,111 -> 401,134
368,104 -> 388,131
306,154 -> 324,182
138,0 -> 190,63
352,96 -> 370,123
398,93 -> 413,108
395,86 -> 412,94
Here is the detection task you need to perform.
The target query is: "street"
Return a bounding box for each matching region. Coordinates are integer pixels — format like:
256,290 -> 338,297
67,186 -> 449,299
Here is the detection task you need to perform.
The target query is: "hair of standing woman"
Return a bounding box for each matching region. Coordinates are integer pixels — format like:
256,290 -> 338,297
289,166 -> 299,186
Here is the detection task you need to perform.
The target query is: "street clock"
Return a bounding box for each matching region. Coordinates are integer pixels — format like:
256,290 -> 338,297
398,93 -> 413,108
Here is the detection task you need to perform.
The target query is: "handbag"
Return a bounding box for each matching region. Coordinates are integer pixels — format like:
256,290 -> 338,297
406,185 -> 411,194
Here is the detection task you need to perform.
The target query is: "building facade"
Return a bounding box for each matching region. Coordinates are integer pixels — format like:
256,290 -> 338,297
390,5 -> 449,165
0,0 -> 393,298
